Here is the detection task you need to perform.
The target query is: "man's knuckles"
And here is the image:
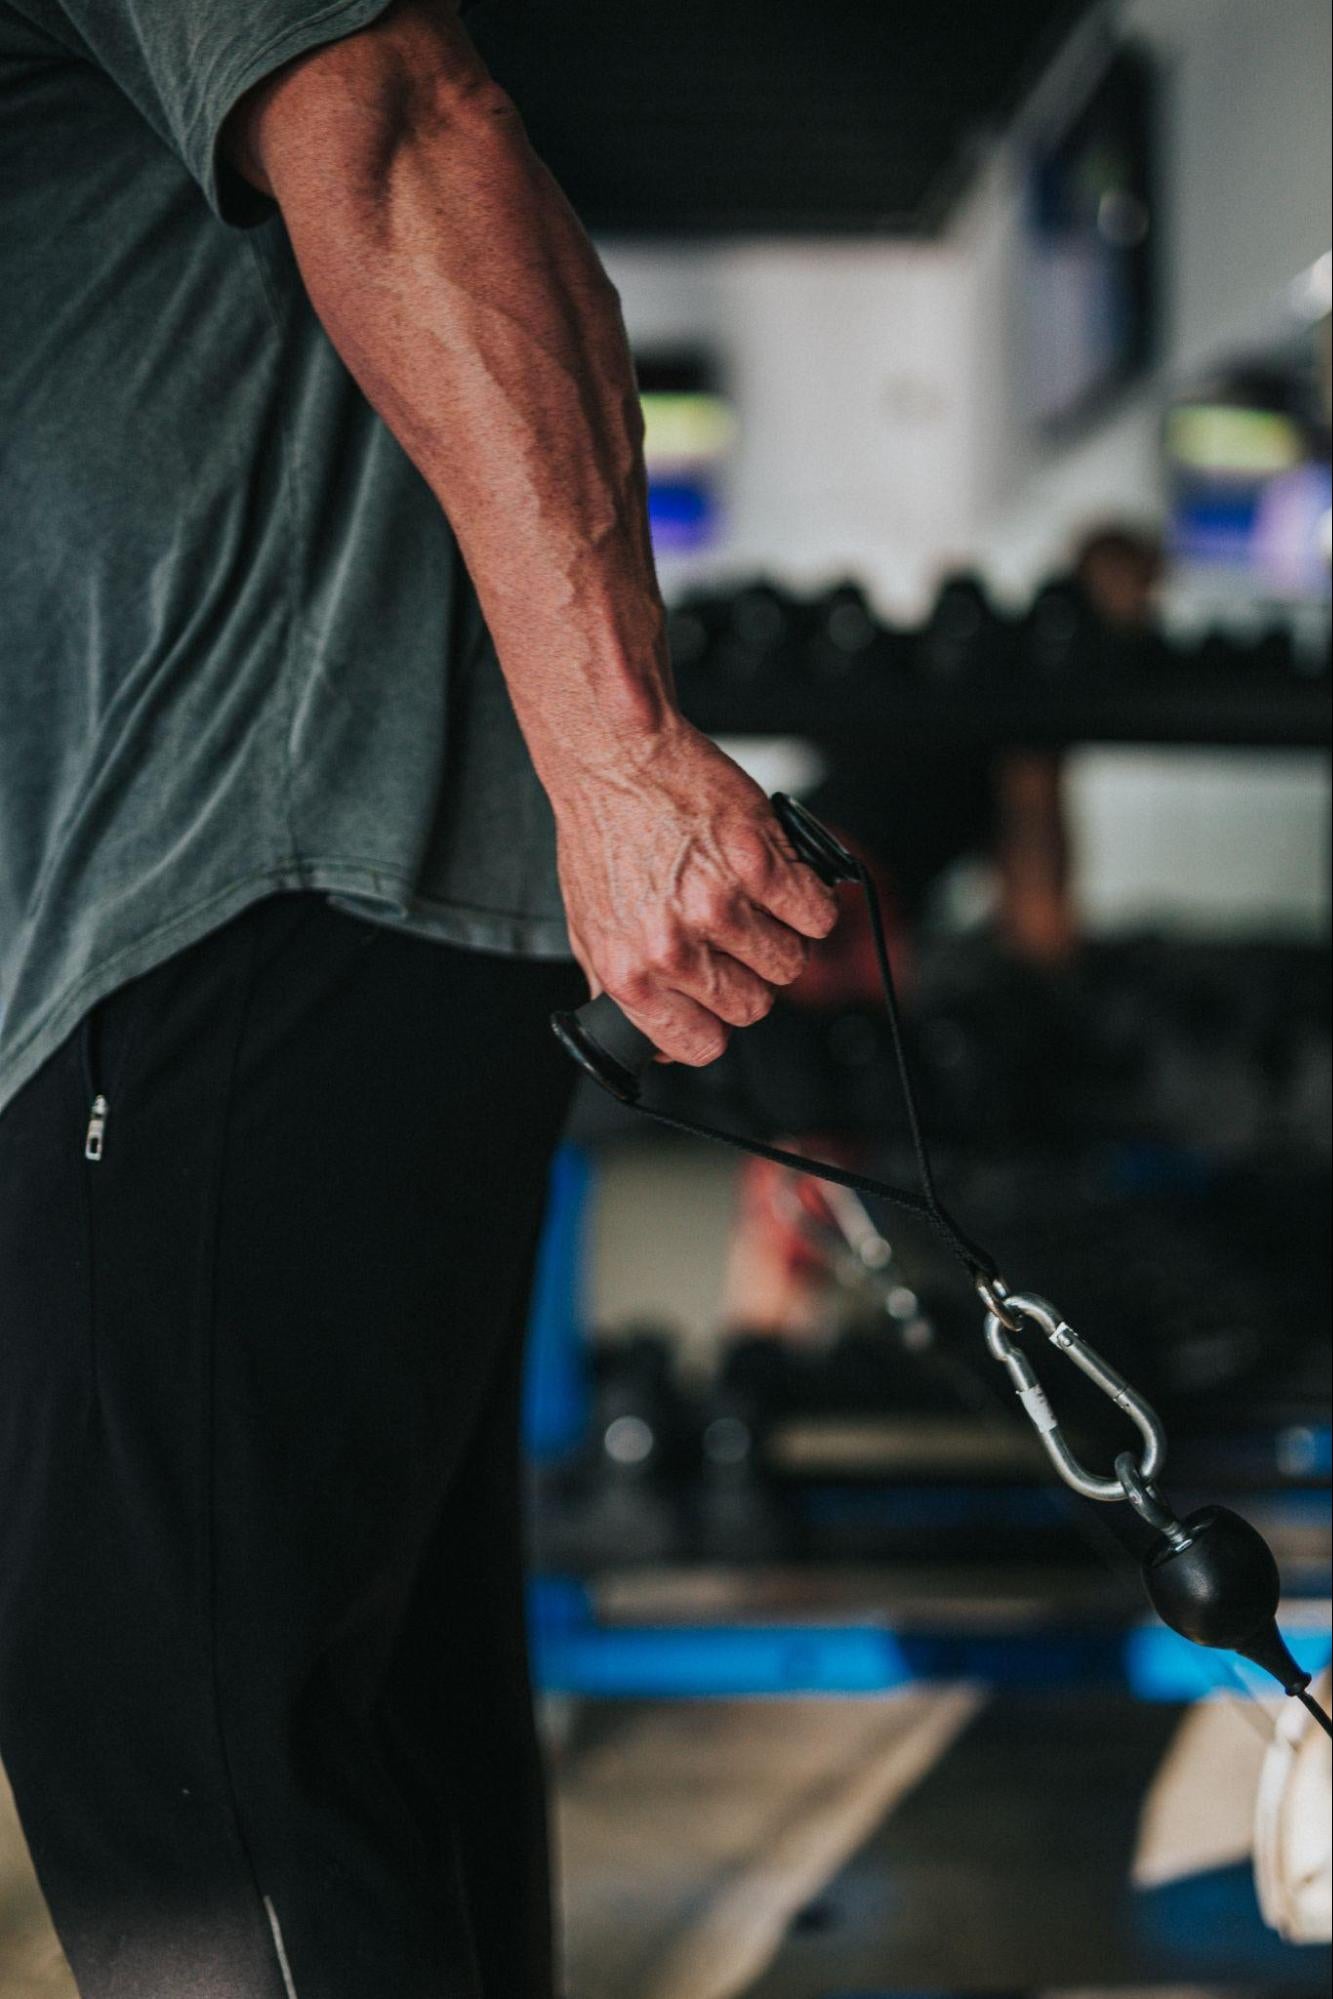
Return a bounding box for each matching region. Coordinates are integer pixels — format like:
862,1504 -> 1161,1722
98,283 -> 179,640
719,819 -> 777,890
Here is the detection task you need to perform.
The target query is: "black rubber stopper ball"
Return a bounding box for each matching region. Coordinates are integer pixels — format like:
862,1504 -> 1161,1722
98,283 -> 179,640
1142,1505 -> 1310,1695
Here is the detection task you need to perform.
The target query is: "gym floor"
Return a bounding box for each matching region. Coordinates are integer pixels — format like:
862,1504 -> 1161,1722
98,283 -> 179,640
548,1138 -> 1333,1996
4,1684 -> 1328,1995
555,1688 -> 1330,1997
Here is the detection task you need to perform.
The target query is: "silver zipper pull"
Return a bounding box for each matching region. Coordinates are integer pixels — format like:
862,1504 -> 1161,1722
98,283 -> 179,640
84,1094 -> 108,1162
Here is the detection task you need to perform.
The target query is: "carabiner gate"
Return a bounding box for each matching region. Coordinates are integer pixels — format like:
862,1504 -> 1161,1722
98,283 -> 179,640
980,1286 -> 1167,1503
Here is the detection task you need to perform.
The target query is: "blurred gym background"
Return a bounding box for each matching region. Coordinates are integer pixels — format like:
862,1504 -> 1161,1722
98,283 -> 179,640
510,0 -> 1332,1992
2,0 -> 1330,1994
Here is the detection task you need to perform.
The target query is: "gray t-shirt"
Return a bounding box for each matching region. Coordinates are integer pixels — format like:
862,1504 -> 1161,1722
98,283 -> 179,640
0,0 -> 569,1121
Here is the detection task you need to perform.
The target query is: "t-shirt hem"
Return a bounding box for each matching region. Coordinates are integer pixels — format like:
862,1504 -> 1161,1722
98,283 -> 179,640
0,860 -> 572,1125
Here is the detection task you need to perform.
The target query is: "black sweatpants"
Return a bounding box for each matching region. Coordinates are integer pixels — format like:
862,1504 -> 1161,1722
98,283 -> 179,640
0,895 -> 581,1999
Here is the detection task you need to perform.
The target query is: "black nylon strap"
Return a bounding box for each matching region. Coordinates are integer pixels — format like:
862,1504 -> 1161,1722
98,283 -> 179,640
614,856 -> 1000,1283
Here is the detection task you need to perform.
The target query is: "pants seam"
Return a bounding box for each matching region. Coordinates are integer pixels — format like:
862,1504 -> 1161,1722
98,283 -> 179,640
195,911 -> 288,1992
264,1895 -> 301,1999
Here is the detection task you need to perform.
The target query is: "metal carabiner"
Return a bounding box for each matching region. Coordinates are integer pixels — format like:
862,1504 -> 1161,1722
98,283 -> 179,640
979,1285 -> 1167,1503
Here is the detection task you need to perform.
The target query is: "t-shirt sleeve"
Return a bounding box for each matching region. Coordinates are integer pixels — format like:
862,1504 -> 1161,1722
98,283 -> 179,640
52,0 -> 402,225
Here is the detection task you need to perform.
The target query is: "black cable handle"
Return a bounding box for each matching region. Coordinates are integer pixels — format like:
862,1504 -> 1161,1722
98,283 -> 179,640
552,793 -> 999,1282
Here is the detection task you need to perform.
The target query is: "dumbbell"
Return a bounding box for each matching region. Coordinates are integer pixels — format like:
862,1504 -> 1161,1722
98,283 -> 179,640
1022,577 -> 1100,678
805,579 -> 879,679
665,596 -> 717,672
712,580 -> 800,683
1194,627 -> 1298,678
919,570 -> 1001,682
591,1326 -> 691,1488
552,794 -> 860,1103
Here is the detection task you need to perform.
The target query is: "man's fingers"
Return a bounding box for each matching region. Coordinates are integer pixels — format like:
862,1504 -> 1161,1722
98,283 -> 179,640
675,944 -> 779,1029
575,799 -> 844,1073
721,819 -> 840,940
764,845 -> 840,938
700,895 -> 810,987
605,928 -> 780,1061
614,988 -> 731,1068
613,945 -> 772,1033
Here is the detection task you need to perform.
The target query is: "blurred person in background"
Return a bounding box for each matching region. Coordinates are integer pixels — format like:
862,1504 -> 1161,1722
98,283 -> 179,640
1073,520 -> 1165,631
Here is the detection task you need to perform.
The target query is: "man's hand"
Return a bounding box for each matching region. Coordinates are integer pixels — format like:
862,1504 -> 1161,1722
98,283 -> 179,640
225,3 -> 834,1057
552,722 -> 838,1066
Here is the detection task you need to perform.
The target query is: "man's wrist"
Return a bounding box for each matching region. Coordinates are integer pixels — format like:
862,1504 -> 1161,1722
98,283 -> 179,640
527,696 -> 691,801
512,617 -> 685,788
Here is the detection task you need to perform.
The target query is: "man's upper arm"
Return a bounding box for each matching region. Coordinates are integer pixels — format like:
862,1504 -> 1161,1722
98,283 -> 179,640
49,0 -> 460,225
222,1 -> 501,215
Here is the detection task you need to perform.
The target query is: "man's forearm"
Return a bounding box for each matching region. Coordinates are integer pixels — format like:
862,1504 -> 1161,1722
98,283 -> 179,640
230,2 -> 837,1065
231,3 -> 675,791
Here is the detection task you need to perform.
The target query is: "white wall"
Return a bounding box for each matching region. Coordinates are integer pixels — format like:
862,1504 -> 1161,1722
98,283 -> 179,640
602,240 -> 974,620
1067,745 -> 1330,934
962,0 -> 1333,591
956,0 -> 1331,936
607,0 -> 1332,610
607,2 -> 1332,607
1144,0 -> 1332,374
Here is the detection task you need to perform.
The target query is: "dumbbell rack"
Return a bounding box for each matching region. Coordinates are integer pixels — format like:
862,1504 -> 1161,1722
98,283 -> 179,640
529,582 -> 1331,1705
680,665 -> 1329,752
529,1562 -> 1332,1702
668,578 -> 1330,749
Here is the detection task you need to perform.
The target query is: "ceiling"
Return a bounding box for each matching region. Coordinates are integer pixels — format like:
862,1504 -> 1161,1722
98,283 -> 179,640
469,0 -> 1096,237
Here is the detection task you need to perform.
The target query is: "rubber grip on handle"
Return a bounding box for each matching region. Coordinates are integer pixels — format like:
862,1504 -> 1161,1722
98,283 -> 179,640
551,993 -> 658,1103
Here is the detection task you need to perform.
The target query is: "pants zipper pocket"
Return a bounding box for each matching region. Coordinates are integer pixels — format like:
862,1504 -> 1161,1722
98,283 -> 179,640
84,1092 -> 109,1162
79,1007 -> 109,1161
78,1007 -> 112,1167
